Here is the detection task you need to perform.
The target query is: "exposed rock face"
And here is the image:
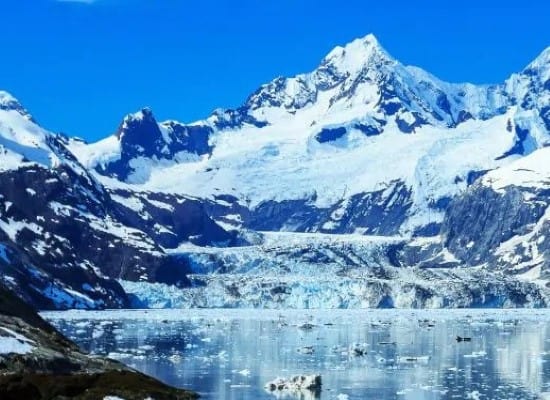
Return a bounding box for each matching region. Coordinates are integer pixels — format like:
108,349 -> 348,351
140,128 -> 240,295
442,183 -> 550,282
204,181 -> 413,236
0,159 -> 189,309
442,185 -> 548,267
97,109 -> 214,182
0,284 -> 197,400
111,189 -> 242,248
0,126 -> 237,309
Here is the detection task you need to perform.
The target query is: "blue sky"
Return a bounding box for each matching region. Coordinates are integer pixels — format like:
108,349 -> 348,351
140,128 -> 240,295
3,0 -> 550,141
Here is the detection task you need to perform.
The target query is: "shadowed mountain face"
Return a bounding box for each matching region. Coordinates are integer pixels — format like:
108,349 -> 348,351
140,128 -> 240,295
96,108 -> 214,182
0,35 -> 550,309
0,284 -> 197,399
0,95 -> 241,309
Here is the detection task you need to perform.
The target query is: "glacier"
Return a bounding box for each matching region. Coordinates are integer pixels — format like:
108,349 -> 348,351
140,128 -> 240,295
120,232 -> 547,309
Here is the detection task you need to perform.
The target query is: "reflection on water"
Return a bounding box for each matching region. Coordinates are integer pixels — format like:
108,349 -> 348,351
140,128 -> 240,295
43,309 -> 550,400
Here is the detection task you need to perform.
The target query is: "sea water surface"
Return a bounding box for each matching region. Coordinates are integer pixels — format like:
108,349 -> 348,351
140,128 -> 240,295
42,309 -> 550,400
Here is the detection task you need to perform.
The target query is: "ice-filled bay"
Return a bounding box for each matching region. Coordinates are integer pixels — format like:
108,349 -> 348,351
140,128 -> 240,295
42,309 -> 550,399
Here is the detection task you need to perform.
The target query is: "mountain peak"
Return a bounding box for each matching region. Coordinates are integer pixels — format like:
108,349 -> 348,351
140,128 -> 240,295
117,107 -> 159,140
0,90 -> 34,121
321,33 -> 394,75
126,107 -> 155,122
525,46 -> 550,74
0,90 -> 19,106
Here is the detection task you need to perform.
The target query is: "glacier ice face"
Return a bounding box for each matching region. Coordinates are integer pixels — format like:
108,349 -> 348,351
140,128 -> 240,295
121,232 -> 548,309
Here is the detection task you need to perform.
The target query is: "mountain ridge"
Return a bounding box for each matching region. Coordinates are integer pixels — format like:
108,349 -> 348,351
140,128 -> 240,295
1,34 -> 550,309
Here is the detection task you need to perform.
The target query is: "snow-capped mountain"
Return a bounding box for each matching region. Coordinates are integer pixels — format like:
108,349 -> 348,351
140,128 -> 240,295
2,34 -> 550,309
72,34 -> 547,238
0,94 -> 240,309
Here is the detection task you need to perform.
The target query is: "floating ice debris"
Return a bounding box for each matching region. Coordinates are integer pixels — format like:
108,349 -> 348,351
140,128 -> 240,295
297,346 -> 315,355
419,319 -> 436,328
92,329 -> 104,339
397,355 -> 431,364
371,321 -> 392,328
376,356 -> 396,366
337,394 -> 349,400
349,343 -> 368,356
237,369 -> 251,377
331,345 -> 345,353
297,322 -> 315,330
466,391 -> 481,400
168,354 -> 182,363
277,315 -> 288,328
464,351 -> 487,358
265,375 -> 322,394
330,343 -> 367,356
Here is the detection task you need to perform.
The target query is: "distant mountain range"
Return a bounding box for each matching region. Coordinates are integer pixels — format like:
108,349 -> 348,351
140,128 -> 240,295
1,34 -> 550,309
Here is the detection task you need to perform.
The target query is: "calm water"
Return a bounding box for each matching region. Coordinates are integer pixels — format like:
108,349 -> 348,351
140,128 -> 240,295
43,309 -> 550,400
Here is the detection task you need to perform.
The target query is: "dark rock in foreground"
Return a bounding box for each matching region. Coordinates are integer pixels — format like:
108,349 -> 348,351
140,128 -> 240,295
0,285 -> 197,400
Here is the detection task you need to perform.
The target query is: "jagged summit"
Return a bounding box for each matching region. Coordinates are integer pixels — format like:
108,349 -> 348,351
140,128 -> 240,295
0,90 -> 34,121
117,107 -> 159,140
131,107 -> 155,120
72,33 -> 550,194
524,46 -> 550,73
242,34 -> 399,115
0,90 -> 19,106
321,33 -> 395,75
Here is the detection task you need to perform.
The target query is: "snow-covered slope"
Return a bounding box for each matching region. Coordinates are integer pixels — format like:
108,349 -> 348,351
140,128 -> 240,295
0,94 -> 238,310
71,34 -> 550,237
483,145 -> 550,191
2,33 -> 550,310
0,93 -> 59,171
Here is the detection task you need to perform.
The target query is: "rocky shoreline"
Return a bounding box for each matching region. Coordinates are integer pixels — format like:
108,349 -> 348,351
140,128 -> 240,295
0,285 -> 197,400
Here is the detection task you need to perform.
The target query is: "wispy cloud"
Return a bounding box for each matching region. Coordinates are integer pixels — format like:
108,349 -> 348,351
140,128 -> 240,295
56,0 -> 98,4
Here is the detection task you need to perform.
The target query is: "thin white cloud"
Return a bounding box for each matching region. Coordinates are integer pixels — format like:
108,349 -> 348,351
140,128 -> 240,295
56,0 -> 98,4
